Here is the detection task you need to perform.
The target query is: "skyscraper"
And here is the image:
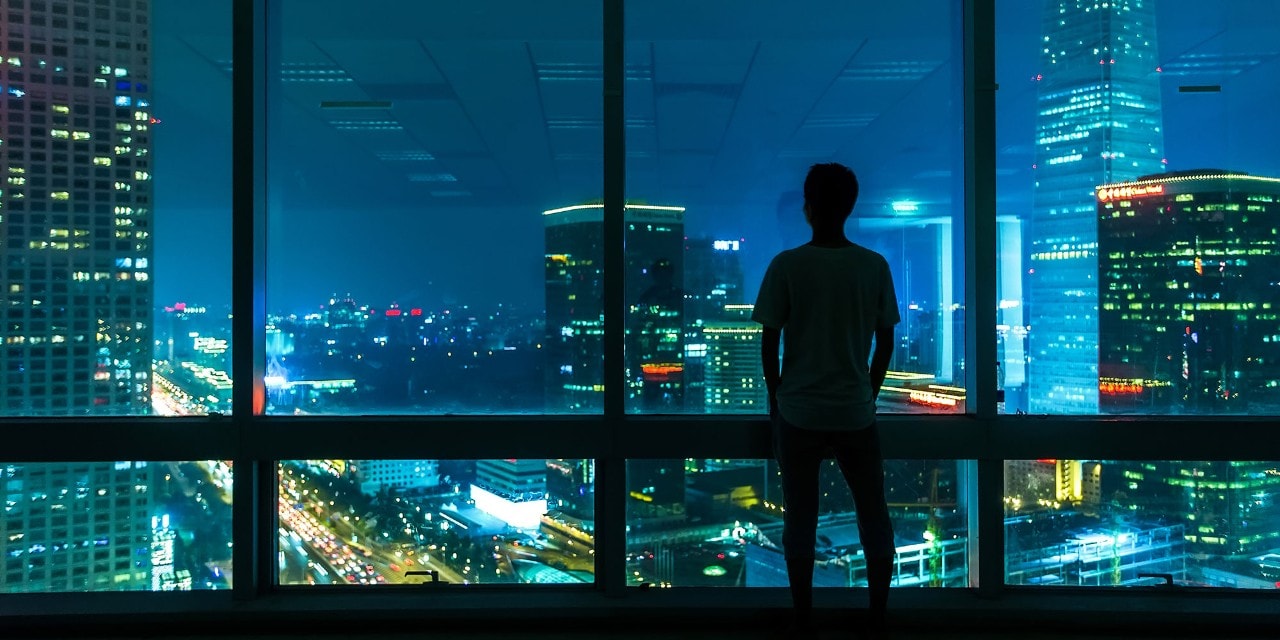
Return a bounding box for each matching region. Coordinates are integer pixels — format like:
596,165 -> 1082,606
543,203 -> 685,412
1028,0 -> 1165,413
544,206 -> 605,412
1,0 -> 155,416
0,0 -> 162,595
1096,171 -> 1280,414
682,237 -> 746,413
1,461 -> 156,592
703,304 -> 766,414
682,237 -> 745,325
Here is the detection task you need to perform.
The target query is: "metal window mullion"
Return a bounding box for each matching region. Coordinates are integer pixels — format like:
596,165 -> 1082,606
231,0 -> 269,601
964,0 -> 1001,597
597,0 -> 627,599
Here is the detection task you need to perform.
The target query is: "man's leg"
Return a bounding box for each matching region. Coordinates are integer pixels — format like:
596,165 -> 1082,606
774,413 -> 824,626
832,423 -> 894,628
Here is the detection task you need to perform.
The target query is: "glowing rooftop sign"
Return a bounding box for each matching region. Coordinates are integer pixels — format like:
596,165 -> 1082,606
713,240 -> 740,251
542,203 -> 686,216
1097,184 -> 1164,202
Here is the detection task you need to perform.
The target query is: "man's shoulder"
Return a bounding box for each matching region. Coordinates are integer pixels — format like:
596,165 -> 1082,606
849,242 -> 889,263
765,247 -> 801,269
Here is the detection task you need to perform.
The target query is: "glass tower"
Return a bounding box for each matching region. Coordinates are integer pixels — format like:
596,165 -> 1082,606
1028,0 -> 1165,413
1,0 -> 155,416
542,203 -> 685,413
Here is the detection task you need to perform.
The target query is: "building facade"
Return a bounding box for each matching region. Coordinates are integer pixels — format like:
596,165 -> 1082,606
1,0 -> 155,416
1,461 -> 156,592
703,304 -> 766,414
1096,171 -> 1280,414
471,458 -> 548,530
543,204 -> 685,412
352,459 -> 440,496
1027,0 -> 1165,413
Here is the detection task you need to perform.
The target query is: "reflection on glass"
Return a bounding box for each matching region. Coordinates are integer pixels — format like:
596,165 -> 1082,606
278,459 -> 594,586
997,1 -> 1280,415
624,2 -> 965,414
1,2 -> 231,416
625,459 -> 967,587
1005,460 -> 1280,588
1,461 -> 233,593
266,2 -> 603,415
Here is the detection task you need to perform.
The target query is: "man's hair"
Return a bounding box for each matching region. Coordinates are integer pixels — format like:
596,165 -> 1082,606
803,163 -> 859,223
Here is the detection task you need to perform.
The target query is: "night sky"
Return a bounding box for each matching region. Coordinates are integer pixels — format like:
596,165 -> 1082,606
148,1 -> 1280,316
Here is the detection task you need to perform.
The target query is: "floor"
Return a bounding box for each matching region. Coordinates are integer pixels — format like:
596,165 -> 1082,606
5,627 -> 1277,640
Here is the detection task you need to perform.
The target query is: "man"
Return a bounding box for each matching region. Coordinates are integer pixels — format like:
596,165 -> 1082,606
753,162 -> 899,636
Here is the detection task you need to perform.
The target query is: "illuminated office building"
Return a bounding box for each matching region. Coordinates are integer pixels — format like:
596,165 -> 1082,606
351,459 -> 440,496
1096,171 -> 1280,414
543,204 -> 685,412
1,1 -> 155,416
1,462 -> 155,592
471,459 -> 547,530
683,237 -> 746,413
1027,0 -> 1165,413
703,304 -> 766,414
0,0 -> 160,596
1104,459 -> 1280,557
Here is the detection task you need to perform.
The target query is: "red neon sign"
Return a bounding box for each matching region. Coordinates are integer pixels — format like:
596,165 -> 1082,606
1100,381 -> 1144,395
1097,184 -> 1164,203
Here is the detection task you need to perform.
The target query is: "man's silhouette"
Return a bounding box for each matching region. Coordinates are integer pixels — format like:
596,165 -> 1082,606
753,163 -> 898,637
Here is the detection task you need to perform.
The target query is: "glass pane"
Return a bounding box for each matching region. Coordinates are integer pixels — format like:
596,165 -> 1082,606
265,2 -> 602,415
278,459 -> 594,585
0,1 -> 231,416
625,2 -> 965,415
626,459 -> 968,587
997,1 -> 1280,415
1006,459 -> 1280,588
1,461 -> 233,593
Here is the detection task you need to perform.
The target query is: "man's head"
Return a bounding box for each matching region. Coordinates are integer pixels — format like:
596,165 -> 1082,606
802,162 -> 859,227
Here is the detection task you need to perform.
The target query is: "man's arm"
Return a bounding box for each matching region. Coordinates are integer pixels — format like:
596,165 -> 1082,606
870,325 -> 894,399
761,326 -> 782,414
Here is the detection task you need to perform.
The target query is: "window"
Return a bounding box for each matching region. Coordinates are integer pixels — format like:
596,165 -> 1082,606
996,0 -> 1280,415
4,0 -> 1278,626
0,461 -> 233,593
0,0 -> 231,417
266,1 -> 603,415
626,458 -> 967,587
278,459 -> 594,586
1006,459 -> 1280,589
624,1 -> 965,414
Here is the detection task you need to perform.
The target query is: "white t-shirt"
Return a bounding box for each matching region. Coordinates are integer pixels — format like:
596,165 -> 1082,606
752,243 -> 900,430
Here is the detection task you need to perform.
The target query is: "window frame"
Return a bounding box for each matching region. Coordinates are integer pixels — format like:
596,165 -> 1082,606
3,0 -> 1280,627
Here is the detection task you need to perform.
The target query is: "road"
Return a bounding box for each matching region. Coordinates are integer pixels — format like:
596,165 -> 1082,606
277,465 -> 466,586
